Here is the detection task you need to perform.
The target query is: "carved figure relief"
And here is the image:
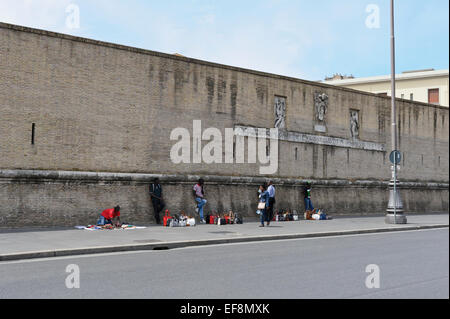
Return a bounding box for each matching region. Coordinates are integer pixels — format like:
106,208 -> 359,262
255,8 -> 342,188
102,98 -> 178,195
314,92 -> 328,122
350,110 -> 360,139
274,96 -> 286,129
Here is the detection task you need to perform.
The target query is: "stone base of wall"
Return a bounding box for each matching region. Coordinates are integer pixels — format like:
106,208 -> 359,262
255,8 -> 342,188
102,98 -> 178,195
0,170 -> 448,228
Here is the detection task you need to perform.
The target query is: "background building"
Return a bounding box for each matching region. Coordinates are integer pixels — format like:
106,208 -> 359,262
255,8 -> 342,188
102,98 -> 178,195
323,69 -> 449,107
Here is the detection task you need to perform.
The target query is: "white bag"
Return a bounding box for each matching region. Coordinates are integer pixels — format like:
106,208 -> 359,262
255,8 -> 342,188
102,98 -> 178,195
293,215 -> 299,221
187,218 -> 196,226
256,210 -> 261,215
312,214 -> 321,220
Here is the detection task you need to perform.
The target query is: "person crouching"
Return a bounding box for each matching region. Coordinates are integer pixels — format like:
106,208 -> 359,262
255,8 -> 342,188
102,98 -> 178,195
97,206 -> 121,227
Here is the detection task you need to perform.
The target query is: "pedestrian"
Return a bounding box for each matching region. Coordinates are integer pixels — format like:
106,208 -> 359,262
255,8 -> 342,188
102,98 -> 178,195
267,180 -> 276,226
149,177 -> 165,224
304,182 -> 314,212
193,178 -> 207,224
258,184 -> 270,227
97,206 -> 121,227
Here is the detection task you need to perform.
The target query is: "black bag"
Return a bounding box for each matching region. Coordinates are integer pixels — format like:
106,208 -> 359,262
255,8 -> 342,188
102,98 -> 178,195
235,214 -> 243,224
205,214 -> 211,224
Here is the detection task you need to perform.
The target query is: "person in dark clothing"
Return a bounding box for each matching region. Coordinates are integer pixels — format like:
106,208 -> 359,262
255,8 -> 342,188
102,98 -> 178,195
149,178 -> 165,224
303,182 -> 314,212
258,184 -> 270,227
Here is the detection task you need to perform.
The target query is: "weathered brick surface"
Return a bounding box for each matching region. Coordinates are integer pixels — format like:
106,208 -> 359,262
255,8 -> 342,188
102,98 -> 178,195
0,23 -> 448,227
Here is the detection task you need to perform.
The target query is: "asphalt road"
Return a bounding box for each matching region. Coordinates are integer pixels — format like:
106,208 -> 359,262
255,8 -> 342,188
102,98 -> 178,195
0,229 -> 448,299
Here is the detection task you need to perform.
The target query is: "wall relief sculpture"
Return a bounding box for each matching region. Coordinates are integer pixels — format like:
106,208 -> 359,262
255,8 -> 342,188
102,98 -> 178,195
350,109 -> 360,139
274,96 -> 286,129
314,92 -> 328,122
314,92 -> 328,132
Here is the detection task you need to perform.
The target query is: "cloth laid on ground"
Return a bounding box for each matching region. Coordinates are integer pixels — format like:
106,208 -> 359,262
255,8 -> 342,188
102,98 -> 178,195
305,209 -> 331,221
75,224 -> 147,231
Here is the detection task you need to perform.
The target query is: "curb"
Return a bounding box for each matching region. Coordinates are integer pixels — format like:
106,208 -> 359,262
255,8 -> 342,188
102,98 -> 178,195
0,224 -> 448,262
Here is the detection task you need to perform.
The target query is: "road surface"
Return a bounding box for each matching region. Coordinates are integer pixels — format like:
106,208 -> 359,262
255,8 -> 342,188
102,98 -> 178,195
0,228 -> 448,299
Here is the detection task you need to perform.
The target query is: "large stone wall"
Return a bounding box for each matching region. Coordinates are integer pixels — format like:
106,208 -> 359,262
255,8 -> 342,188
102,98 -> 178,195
0,23 -> 448,227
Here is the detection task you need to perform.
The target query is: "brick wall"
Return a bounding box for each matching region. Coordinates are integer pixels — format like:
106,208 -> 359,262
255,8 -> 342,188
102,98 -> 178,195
0,23 -> 448,227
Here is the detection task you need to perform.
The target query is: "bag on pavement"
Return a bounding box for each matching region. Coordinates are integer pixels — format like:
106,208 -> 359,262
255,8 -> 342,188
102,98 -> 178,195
235,213 -> 243,224
163,210 -> 173,227
187,218 -> 196,226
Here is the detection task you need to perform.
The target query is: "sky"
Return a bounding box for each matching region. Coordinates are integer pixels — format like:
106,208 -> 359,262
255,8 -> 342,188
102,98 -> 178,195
0,0 -> 448,81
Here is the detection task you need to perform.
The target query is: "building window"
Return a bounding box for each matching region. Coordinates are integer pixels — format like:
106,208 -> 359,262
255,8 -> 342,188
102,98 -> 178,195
428,88 -> 440,104
31,123 -> 35,145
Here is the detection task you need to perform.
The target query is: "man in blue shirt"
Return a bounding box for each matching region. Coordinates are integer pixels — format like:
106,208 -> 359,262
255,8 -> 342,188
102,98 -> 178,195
267,181 -> 276,226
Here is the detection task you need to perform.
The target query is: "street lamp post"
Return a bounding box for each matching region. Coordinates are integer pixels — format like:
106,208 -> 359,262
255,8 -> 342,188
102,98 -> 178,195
386,0 -> 407,224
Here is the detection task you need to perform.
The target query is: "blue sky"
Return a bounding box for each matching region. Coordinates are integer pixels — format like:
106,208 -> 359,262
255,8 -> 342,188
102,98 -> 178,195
0,0 -> 448,80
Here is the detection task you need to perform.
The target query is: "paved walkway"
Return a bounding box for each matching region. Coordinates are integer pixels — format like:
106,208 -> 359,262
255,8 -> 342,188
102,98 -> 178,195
0,214 -> 448,261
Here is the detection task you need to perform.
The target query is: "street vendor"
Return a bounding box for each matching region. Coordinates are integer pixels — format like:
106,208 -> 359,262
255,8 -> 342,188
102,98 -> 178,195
304,182 -> 314,212
97,206 -> 121,226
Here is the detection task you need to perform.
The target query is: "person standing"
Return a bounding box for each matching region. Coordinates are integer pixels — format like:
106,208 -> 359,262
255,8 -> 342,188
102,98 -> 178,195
149,178 -> 165,224
304,182 -> 314,212
193,178 -> 207,224
267,181 -> 276,226
258,184 -> 270,227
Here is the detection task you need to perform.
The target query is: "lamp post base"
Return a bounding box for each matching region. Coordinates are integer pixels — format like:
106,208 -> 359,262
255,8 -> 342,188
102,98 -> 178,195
385,213 -> 407,224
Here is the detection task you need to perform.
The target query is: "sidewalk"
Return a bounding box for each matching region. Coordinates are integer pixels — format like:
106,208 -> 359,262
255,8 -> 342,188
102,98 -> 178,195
0,214 -> 448,261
